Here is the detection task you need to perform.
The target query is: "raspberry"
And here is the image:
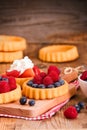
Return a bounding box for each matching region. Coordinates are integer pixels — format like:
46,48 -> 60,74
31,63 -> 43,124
64,106 -> 78,119
80,70 -> 87,80
33,75 -> 42,84
33,66 -> 40,76
48,65 -> 60,75
0,81 -> 10,93
43,76 -> 53,86
8,76 -> 17,90
6,70 -> 20,78
49,71 -> 59,82
40,72 -> 47,78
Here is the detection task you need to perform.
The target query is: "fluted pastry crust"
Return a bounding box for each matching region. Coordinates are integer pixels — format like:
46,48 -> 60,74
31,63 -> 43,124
39,45 -> 79,62
22,80 -> 69,100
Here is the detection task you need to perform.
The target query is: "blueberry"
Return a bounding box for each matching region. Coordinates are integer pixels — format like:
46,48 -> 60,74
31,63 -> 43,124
19,96 -> 27,105
74,104 -> 81,113
28,99 -> 35,106
32,84 -> 38,88
47,84 -> 54,88
54,82 -> 61,87
59,79 -> 65,85
38,84 -> 46,88
27,80 -> 33,86
78,102 -> 85,109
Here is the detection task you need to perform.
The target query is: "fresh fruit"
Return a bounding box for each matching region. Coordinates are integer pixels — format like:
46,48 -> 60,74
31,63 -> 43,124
38,84 -> 46,88
47,84 -> 54,88
27,80 -> 33,86
20,96 -> 27,105
8,76 -> 17,90
6,70 -> 20,78
74,104 -> 81,113
54,81 -> 61,87
40,72 -> 47,78
43,76 -> 53,86
48,65 -> 60,75
32,84 -> 38,88
28,99 -> 35,106
59,79 -> 65,85
49,71 -> 59,82
64,106 -> 78,119
80,70 -> 87,80
19,68 -> 35,78
33,75 -> 42,85
33,66 -> 40,75
0,81 -> 10,93
78,102 -> 85,109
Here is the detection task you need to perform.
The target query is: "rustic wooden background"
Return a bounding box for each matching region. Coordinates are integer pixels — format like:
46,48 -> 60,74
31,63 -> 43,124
0,0 -> 87,43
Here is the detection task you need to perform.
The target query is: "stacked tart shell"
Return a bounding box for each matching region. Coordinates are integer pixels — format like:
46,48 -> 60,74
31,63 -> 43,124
22,80 -> 69,100
39,45 -> 79,62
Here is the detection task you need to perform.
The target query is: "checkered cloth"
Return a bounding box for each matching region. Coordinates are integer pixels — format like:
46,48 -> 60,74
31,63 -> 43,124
0,80 -> 79,120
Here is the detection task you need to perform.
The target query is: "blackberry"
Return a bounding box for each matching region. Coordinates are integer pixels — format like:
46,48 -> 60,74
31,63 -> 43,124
28,99 -> 35,106
19,96 -> 27,105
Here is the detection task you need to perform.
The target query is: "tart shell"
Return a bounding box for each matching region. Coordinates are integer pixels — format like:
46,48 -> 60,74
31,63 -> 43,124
22,80 -> 69,100
0,84 -> 22,104
39,45 -> 79,62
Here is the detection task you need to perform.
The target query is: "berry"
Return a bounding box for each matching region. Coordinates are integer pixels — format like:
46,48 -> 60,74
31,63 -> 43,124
32,84 -> 38,88
20,96 -> 27,105
48,65 -> 60,75
33,75 -> 42,84
78,102 -> 85,109
28,99 -> 35,106
43,76 -> 53,86
54,81 -> 61,87
49,71 -> 59,82
33,66 -> 40,75
80,70 -> 87,80
8,76 -> 17,90
64,106 -> 78,119
0,81 -> 10,93
40,72 -> 47,78
38,84 -> 46,88
27,80 -> 33,86
0,76 -> 2,80
47,84 -> 54,88
59,79 -> 65,85
6,70 -> 20,78
74,104 -> 81,113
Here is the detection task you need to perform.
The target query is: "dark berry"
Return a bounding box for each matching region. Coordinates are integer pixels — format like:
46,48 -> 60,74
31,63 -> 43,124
20,96 -> 27,105
32,83 -> 38,88
27,80 -> 33,86
28,99 -> 35,106
2,78 -> 9,82
59,79 -> 65,85
47,84 -> 54,88
54,82 -> 61,87
78,102 -> 85,109
0,76 -> 2,80
38,84 -> 46,88
74,104 -> 81,113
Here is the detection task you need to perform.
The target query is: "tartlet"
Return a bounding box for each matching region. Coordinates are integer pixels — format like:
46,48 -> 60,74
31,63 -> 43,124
39,45 -> 79,62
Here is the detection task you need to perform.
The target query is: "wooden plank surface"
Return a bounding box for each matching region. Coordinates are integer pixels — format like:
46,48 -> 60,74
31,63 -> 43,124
0,35 -> 87,129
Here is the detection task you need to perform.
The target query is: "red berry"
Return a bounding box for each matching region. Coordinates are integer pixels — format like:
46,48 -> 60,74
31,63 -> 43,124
80,70 -> 87,80
33,66 -> 40,76
6,70 -> 20,78
43,76 -> 53,86
8,76 -> 17,90
49,71 -> 59,82
33,75 -> 42,84
48,65 -> 60,75
64,106 -> 78,119
0,81 -> 10,93
40,72 -> 47,78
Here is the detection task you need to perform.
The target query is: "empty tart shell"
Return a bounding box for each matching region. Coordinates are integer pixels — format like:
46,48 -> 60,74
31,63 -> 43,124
22,80 -> 69,100
0,51 -> 23,62
0,35 -> 26,51
39,45 -> 79,62
0,84 -> 22,104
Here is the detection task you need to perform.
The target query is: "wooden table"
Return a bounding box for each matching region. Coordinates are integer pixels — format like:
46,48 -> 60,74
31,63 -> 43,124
0,36 -> 87,130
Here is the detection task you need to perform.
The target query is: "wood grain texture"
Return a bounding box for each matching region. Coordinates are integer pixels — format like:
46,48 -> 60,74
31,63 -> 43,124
0,0 -> 87,42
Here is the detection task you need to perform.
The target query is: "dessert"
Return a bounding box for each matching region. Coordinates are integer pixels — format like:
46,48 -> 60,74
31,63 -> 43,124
22,65 -> 69,100
39,45 -> 79,62
6,56 -> 41,86
61,67 -> 78,83
0,75 -> 21,104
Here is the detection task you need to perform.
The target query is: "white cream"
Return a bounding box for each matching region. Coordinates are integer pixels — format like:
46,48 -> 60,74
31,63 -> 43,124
7,56 -> 34,74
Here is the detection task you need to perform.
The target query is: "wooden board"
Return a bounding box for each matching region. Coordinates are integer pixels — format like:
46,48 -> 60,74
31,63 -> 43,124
0,84 -> 77,118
